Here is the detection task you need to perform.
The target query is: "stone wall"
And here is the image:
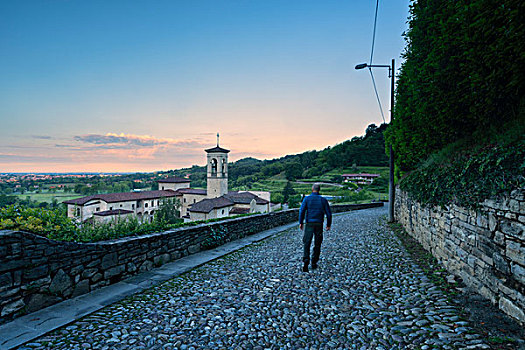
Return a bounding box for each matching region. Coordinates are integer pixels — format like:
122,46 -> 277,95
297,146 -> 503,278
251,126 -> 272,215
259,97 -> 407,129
0,202 -> 382,324
395,188 -> 524,324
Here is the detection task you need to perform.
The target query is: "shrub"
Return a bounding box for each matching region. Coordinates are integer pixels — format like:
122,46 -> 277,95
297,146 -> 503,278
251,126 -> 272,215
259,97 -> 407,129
0,205 -> 76,237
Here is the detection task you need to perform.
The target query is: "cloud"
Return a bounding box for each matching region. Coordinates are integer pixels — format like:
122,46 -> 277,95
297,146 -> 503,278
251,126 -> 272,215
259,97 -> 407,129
32,135 -> 53,140
74,133 -> 206,150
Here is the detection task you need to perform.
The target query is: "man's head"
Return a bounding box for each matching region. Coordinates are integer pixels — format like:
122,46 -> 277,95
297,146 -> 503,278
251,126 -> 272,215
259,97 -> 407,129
312,183 -> 321,193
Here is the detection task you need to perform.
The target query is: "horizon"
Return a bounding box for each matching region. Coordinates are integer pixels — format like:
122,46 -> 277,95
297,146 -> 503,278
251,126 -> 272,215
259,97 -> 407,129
0,128 -> 380,175
1,1 -> 409,173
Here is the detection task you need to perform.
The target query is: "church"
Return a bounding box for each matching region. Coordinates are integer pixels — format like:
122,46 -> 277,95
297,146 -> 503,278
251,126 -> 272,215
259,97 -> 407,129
64,137 -> 270,223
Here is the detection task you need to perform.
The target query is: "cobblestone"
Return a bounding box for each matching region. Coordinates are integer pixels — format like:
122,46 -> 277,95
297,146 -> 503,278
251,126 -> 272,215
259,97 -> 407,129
21,206 -> 491,349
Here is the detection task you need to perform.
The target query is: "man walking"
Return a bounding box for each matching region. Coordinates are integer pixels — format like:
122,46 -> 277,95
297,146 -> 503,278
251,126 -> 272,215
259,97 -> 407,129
298,183 -> 332,272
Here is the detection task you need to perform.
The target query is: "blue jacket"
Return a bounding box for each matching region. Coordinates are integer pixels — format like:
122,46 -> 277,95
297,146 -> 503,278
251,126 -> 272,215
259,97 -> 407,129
299,192 -> 332,226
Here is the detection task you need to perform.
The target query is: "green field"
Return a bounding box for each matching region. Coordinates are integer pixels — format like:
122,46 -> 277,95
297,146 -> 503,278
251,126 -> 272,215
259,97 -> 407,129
232,166 -> 390,203
15,191 -> 81,204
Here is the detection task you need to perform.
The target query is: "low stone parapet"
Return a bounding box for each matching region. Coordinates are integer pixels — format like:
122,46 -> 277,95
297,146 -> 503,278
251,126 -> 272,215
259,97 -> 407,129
0,202 -> 382,323
395,188 -> 524,324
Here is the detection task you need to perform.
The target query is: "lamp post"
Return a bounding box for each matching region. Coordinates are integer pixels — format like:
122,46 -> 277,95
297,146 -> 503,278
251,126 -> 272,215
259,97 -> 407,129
355,59 -> 395,222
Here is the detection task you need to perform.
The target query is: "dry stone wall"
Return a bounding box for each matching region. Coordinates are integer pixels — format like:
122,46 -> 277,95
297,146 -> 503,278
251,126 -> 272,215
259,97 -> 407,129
395,188 -> 525,324
0,202 -> 382,324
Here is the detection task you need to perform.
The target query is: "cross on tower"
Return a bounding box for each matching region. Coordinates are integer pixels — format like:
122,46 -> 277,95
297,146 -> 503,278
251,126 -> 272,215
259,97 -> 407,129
217,132 -> 219,146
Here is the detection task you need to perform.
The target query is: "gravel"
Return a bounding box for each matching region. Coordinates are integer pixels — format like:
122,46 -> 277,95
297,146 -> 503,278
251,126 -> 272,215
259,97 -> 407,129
21,206 -> 490,349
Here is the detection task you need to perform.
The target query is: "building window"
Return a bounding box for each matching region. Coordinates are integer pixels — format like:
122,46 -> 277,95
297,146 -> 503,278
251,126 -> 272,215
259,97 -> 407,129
162,186 -> 165,190
96,207 -> 100,212
184,198 -> 186,203
151,201 -> 154,206
132,204 -> 135,210
211,158 -> 218,176
145,203 -> 148,208
193,199 -> 196,203
221,209 -> 224,214
76,208 -> 80,216
120,204 -> 123,207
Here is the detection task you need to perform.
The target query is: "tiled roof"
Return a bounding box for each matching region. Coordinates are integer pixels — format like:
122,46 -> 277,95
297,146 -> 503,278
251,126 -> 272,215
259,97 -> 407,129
224,191 -> 269,205
188,197 -> 234,213
63,190 -> 179,205
157,176 -> 190,183
230,207 -> 250,214
93,209 -> 134,217
175,188 -> 207,195
205,146 -> 230,153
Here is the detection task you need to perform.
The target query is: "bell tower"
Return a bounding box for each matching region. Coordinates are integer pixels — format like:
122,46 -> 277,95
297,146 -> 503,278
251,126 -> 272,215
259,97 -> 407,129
206,133 -> 229,198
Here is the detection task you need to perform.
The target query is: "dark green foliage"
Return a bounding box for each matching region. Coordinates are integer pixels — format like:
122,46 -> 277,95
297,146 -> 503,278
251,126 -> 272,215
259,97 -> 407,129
332,190 -> 374,204
368,176 -> 388,193
60,218 -> 174,243
0,194 -> 18,208
271,192 -> 284,204
284,161 -> 303,181
282,181 -> 296,203
288,194 -> 302,208
154,198 -> 182,225
201,226 -> 228,250
399,138 -> 525,208
386,0 -> 525,171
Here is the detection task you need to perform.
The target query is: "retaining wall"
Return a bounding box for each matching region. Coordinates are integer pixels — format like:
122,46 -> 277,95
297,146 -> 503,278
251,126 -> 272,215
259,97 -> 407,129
0,202 -> 382,323
395,188 -> 525,324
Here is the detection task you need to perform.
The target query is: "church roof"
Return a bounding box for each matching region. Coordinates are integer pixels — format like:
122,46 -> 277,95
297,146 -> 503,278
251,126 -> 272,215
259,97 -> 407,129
157,176 -> 190,183
205,146 -> 230,153
225,191 -> 269,205
174,188 -> 207,195
63,190 -> 179,205
188,197 -> 234,213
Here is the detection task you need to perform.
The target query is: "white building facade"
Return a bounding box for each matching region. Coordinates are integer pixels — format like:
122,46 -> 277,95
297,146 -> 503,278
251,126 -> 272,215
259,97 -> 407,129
64,138 -> 270,224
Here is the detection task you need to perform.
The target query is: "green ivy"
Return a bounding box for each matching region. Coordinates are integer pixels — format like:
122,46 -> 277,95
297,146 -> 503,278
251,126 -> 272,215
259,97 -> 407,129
201,226 -> 228,250
399,138 -> 525,208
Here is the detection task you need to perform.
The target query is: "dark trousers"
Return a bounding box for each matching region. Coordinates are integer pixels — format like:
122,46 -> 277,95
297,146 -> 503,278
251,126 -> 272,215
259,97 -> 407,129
303,223 -> 323,265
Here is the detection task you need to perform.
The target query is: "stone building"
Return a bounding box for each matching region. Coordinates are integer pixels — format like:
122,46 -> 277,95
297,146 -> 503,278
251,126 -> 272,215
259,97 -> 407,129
157,177 -> 191,191
64,190 -> 180,223
64,137 -> 270,223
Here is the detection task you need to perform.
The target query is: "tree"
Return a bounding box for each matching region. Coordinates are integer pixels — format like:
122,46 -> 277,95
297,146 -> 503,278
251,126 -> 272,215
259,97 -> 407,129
282,181 -> 296,204
154,198 -> 181,224
386,0 -> 525,171
288,195 -> 301,208
270,193 -> 284,204
0,195 -> 17,208
284,162 -> 303,181
74,184 -> 83,194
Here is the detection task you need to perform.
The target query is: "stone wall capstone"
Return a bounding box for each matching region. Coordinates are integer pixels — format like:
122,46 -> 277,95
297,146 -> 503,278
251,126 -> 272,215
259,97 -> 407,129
395,188 -> 525,324
0,202 -> 383,324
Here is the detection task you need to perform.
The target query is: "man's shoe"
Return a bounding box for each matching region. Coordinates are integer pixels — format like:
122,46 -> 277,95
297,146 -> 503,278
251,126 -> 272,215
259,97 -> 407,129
311,263 -> 318,270
302,264 -> 309,273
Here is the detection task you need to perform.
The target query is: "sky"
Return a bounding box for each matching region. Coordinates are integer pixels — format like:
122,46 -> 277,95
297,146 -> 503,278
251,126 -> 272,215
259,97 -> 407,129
0,0 -> 410,173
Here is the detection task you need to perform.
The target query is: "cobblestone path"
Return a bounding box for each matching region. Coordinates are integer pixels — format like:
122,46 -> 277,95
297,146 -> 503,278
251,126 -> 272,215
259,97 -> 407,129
21,206 -> 491,349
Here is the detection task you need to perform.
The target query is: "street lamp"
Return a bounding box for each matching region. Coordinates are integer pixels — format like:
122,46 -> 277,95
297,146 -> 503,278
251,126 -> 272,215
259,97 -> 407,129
355,59 -> 395,222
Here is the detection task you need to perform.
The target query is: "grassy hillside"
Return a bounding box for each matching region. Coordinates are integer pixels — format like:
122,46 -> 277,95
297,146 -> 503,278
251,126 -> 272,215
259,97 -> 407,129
170,123 -> 390,197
